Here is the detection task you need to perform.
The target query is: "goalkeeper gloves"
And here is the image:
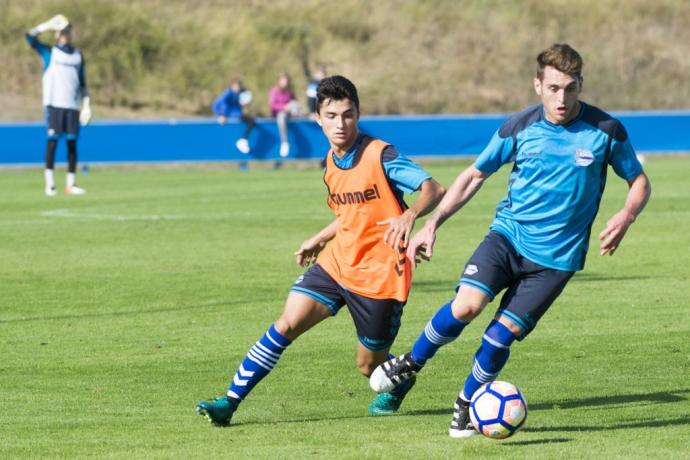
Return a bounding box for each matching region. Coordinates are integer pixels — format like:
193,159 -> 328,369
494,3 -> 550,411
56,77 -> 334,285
79,96 -> 92,126
34,14 -> 70,34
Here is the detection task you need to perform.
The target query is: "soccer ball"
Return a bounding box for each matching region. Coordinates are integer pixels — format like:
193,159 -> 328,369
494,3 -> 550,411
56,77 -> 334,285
469,381 -> 527,439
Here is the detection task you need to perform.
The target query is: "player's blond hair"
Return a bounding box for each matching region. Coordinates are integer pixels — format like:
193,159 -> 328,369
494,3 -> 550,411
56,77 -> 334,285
536,44 -> 583,81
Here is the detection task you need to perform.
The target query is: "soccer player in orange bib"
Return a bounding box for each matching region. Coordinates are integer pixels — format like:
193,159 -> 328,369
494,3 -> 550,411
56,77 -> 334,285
196,75 -> 445,426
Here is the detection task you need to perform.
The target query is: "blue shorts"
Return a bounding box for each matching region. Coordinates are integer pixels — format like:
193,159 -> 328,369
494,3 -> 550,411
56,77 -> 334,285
291,264 -> 405,351
458,231 -> 574,339
46,106 -> 80,140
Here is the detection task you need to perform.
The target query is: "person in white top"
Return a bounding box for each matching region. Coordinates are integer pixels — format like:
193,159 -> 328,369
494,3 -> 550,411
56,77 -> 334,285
26,14 -> 91,196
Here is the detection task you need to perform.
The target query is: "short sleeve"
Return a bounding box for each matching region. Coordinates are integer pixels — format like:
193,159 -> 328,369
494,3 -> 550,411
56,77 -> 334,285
474,131 -> 514,174
382,146 -> 431,195
609,122 -> 643,180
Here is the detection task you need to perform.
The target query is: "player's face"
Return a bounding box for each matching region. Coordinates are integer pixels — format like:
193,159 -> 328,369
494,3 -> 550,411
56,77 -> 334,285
55,28 -> 72,46
534,66 -> 581,125
316,98 -> 359,152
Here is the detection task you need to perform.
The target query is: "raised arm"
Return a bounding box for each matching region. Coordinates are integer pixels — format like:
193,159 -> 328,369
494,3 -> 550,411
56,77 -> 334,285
407,165 -> 490,264
598,172 -> 651,256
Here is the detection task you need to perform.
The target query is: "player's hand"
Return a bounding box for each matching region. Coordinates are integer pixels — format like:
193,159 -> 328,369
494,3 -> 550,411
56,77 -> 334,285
294,239 -> 326,267
79,96 -> 92,126
406,223 -> 436,267
377,211 -> 416,249
598,209 -> 635,256
37,14 -> 69,33
217,116 -> 227,125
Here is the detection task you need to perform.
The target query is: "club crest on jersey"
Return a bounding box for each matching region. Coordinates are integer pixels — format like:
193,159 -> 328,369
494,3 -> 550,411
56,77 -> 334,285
464,264 -> 478,275
575,148 -> 594,166
330,184 -> 381,206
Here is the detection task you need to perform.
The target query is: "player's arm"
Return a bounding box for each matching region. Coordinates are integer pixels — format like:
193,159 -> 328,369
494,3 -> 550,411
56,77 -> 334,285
407,165 -> 490,264
79,56 -> 92,126
294,219 -> 341,267
598,172 -> 651,256
378,178 -> 445,248
26,26 -> 52,67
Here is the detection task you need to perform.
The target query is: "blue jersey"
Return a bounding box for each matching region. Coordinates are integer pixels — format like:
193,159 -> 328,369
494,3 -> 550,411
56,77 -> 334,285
332,134 -> 431,204
212,89 -> 243,118
474,102 -> 643,272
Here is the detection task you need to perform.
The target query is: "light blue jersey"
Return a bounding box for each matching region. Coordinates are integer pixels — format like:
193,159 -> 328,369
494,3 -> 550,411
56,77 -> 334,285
475,102 -> 643,271
331,134 -> 431,203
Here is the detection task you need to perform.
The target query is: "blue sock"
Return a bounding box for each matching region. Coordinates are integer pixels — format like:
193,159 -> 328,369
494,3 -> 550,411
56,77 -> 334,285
460,320 -> 516,401
227,324 -> 291,401
410,301 -> 467,366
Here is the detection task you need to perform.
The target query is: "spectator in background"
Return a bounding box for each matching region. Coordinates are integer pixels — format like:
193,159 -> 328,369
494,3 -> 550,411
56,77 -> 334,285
305,64 -> 327,121
212,78 -> 255,155
269,72 -> 300,158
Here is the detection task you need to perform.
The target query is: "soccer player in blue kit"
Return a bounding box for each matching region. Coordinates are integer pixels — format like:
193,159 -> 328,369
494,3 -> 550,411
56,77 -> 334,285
370,43 -> 652,438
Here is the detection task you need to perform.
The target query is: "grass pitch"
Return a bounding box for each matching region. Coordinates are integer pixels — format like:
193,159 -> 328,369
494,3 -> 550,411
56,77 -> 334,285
1,157 -> 688,459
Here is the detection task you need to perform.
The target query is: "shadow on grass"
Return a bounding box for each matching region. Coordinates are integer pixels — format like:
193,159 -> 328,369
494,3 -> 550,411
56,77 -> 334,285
524,415 -> 690,433
569,273 -> 654,283
501,437 -> 572,446
407,388 -> 690,417
410,279 -> 457,293
0,298 -> 277,324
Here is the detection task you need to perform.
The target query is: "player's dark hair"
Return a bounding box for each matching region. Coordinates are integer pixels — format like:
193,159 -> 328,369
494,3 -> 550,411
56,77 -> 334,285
316,75 -> 360,114
536,43 -> 583,81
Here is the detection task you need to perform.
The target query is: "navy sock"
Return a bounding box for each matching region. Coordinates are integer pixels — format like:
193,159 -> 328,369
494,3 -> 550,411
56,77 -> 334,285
227,324 -> 291,401
460,320 -> 516,401
410,301 -> 467,366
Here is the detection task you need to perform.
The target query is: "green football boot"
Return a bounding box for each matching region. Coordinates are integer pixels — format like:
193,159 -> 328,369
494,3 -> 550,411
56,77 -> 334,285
195,396 -> 239,426
368,375 -> 416,416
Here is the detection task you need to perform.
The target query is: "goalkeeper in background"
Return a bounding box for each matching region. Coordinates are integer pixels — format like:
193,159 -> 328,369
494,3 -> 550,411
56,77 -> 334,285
26,14 -> 91,196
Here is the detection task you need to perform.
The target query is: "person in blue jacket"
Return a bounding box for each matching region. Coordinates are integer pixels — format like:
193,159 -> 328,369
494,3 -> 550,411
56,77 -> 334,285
212,78 -> 256,155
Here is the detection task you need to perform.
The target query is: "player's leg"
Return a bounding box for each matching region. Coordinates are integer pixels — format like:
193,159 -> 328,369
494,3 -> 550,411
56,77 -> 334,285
450,264 -> 574,438
44,107 -> 60,196
370,232 -> 512,393
235,114 -> 255,154
341,294 -> 415,415
276,110 -> 290,157
64,109 -> 85,194
196,264 -> 344,426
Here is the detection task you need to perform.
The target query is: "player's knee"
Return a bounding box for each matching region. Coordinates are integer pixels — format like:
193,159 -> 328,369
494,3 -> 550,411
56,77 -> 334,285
274,317 -> 298,341
451,297 -> 484,321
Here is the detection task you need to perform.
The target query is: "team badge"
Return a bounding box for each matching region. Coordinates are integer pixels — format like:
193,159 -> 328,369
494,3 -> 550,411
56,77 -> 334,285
575,148 -> 594,166
464,264 -> 478,275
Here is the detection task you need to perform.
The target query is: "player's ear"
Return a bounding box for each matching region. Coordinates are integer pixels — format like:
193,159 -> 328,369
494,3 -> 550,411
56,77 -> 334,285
315,113 -> 322,127
533,77 -> 542,96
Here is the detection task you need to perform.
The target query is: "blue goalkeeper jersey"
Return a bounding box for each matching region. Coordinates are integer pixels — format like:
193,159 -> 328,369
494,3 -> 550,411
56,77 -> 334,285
474,102 -> 643,272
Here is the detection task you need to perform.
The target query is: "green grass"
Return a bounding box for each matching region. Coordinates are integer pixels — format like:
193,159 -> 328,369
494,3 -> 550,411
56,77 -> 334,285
1,157 -> 688,459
